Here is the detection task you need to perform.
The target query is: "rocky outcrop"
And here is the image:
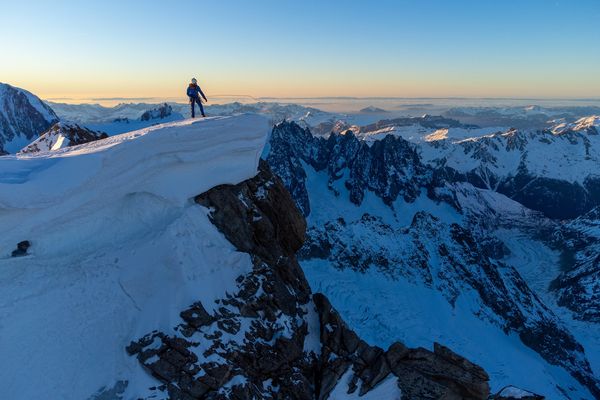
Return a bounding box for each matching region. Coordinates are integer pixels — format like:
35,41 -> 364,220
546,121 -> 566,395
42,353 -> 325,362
126,161 -> 491,399
140,103 -> 173,121
0,83 -> 59,152
314,293 -> 489,399
11,240 -> 30,257
18,122 -> 108,154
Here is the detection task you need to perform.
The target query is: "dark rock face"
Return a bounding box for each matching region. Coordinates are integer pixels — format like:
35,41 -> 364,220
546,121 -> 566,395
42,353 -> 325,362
127,161 -> 491,399
0,83 -> 59,152
498,174 -> 590,220
266,121 -> 428,216
18,122 -> 108,153
140,103 -> 173,121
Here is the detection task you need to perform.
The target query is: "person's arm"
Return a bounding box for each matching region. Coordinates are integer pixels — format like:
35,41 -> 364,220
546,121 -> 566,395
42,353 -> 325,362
199,87 -> 208,102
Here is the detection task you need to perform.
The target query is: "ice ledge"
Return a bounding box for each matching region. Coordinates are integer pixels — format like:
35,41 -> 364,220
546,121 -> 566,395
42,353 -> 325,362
0,114 -> 270,251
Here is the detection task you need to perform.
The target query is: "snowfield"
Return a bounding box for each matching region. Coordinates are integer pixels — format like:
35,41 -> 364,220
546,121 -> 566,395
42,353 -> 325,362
0,115 -> 269,399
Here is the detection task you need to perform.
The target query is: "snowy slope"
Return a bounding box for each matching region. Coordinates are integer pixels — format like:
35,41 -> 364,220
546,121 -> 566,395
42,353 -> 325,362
0,115 -> 269,399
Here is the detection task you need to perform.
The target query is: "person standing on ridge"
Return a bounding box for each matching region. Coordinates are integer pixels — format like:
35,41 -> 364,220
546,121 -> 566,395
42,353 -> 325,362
187,78 -> 208,118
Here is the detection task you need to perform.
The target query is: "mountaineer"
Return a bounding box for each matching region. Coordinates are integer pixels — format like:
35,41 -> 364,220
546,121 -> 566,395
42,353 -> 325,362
187,78 -> 208,118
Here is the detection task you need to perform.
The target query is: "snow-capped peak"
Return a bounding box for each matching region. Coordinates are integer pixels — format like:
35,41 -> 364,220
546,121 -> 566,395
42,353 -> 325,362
0,82 -> 57,123
18,122 -> 108,154
139,103 -> 174,121
552,115 -> 600,134
573,115 -> 600,131
0,82 -> 59,153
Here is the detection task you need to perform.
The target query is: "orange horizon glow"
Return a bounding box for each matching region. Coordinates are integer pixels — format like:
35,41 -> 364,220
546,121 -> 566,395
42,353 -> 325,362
5,72 -> 600,106
2,1 -> 599,105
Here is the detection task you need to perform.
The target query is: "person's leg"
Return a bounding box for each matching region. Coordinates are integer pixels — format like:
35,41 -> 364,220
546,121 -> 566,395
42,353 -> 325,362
190,98 -> 195,118
199,100 -> 205,117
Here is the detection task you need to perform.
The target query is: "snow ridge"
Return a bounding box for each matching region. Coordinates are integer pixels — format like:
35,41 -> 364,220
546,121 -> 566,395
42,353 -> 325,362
0,114 -> 268,399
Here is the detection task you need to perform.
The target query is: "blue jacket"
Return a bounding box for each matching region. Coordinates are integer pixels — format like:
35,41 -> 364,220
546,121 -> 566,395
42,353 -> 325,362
187,83 -> 206,100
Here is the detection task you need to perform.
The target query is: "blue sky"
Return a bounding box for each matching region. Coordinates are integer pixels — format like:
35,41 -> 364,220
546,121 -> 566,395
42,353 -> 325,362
1,0 -> 599,100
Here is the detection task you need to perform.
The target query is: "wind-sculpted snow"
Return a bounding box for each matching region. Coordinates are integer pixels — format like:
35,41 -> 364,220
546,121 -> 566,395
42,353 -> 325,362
0,115 -> 269,399
265,121 -> 600,398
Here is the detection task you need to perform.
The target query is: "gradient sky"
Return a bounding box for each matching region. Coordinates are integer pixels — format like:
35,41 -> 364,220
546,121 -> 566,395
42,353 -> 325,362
1,0 -> 599,101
